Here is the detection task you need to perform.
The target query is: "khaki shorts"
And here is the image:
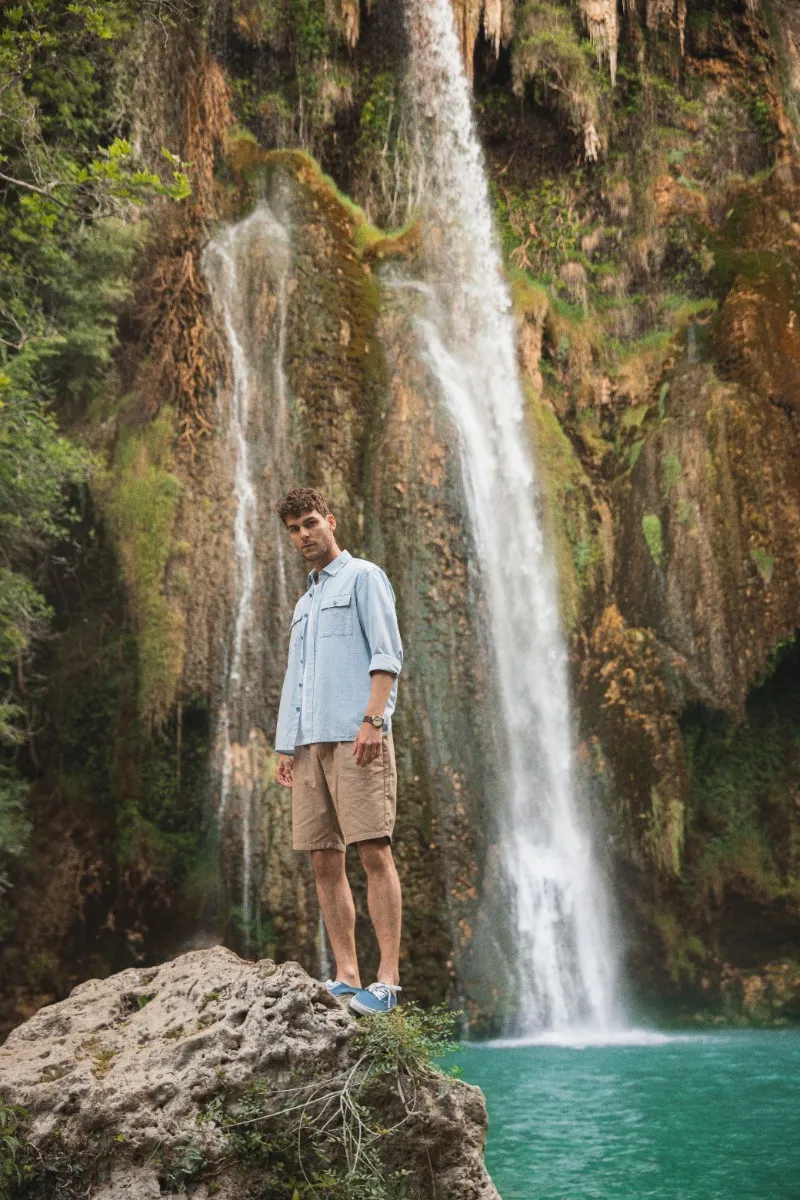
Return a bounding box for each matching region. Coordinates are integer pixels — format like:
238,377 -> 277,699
291,735 -> 397,852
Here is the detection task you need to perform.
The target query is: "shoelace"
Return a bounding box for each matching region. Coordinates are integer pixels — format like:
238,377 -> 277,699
366,983 -> 401,1000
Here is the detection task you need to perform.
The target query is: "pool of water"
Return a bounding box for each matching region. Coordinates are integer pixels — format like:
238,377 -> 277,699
450,1030 -> 800,1200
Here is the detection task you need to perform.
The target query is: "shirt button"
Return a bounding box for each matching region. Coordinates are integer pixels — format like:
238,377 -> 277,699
295,706 -> 300,712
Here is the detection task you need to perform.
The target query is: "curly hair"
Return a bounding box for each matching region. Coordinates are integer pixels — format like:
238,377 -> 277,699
276,487 -> 332,524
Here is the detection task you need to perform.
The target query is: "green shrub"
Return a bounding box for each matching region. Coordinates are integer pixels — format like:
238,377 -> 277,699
0,1101 -> 28,1197
352,1002 -> 460,1076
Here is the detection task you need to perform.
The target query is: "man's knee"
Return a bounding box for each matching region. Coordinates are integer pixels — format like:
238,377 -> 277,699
311,848 -> 346,882
357,837 -> 394,875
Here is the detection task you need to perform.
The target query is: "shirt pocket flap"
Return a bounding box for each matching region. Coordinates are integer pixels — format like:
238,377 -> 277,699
320,593 -> 352,611
319,592 -> 354,637
290,603 -> 307,627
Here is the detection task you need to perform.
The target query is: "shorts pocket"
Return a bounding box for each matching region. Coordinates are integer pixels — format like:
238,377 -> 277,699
319,592 -> 353,637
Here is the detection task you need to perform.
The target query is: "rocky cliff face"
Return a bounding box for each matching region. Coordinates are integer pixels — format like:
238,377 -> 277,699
0,946 -> 498,1198
2,0 -> 800,1033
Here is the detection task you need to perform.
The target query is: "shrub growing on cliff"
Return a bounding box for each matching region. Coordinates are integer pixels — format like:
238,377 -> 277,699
352,1002 -> 460,1077
0,1101 -> 27,1198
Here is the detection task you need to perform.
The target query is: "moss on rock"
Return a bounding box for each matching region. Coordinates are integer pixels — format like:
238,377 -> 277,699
101,408 -> 185,725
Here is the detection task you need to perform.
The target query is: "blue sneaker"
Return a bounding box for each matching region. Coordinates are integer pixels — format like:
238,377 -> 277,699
348,982 -> 402,1015
324,979 -> 361,998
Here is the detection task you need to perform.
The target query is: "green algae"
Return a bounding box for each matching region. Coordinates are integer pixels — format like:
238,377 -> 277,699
642,514 -> 664,567
660,453 -> 683,500
103,408 -> 184,726
629,439 -> 645,471
646,788 -> 686,878
750,547 -> 776,586
527,385 -> 604,630
653,908 -> 708,984
681,637 -> 800,914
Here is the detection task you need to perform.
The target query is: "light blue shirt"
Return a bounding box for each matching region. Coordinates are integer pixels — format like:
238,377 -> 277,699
297,576 -> 320,743
275,550 -> 403,755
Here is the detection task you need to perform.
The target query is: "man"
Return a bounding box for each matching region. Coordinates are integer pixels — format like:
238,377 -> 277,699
275,487 -> 404,1015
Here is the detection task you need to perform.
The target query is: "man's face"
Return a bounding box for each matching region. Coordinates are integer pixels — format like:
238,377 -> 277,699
284,509 -> 336,563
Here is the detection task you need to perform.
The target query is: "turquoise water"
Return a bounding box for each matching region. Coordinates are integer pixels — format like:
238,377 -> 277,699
453,1031 -> 800,1200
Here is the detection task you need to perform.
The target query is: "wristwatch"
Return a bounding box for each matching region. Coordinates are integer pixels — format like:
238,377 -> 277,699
363,714 -> 384,729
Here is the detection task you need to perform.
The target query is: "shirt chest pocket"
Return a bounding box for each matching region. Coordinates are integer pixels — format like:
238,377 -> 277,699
319,592 -> 353,637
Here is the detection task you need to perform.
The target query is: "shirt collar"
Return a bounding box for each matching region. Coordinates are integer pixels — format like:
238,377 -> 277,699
308,549 -> 351,589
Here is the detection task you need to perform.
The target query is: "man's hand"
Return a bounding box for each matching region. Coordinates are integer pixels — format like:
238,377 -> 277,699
277,754 -> 294,787
353,723 -> 382,767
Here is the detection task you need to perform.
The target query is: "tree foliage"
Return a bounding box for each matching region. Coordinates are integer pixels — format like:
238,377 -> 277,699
0,0 -> 190,876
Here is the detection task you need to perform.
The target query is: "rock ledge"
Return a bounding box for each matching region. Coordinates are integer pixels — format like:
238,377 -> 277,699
0,947 -> 499,1198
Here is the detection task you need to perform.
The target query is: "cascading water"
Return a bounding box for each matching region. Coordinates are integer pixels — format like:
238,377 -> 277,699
405,0 -> 621,1034
203,202 -> 293,953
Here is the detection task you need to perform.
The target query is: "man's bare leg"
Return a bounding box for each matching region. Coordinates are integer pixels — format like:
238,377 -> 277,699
311,849 -> 361,987
357,839 -> 402,986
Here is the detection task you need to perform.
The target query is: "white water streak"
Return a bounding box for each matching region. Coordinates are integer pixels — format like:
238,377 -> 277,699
406,0 -> 621,1033
487,1029 -> 684,1050
204,204 -> 291,949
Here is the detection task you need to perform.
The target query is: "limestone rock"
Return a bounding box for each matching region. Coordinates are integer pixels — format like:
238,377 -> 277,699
0,946 -> 499,1199
580,0 -> 620,82
452,0 -> 515,75
719,960 -> 800,1023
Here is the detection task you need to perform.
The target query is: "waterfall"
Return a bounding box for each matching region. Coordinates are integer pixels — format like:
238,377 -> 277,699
406,0 -> 621,1033
203,202 -> 293,954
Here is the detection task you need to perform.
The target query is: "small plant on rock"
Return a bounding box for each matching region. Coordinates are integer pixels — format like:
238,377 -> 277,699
177,1003 -> 463,1199
0,1102 -> 27,1196
353,1002 -> 460,1078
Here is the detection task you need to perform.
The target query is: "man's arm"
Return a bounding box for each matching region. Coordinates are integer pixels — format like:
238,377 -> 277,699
353,670 -> 396,766
366,670 -> 396,716
275,605 -> 306,786
352,568 -> 403,767
355,567 -> 403,677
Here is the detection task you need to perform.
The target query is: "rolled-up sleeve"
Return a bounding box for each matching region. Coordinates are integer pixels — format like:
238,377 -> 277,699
355,568 -> 403,677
